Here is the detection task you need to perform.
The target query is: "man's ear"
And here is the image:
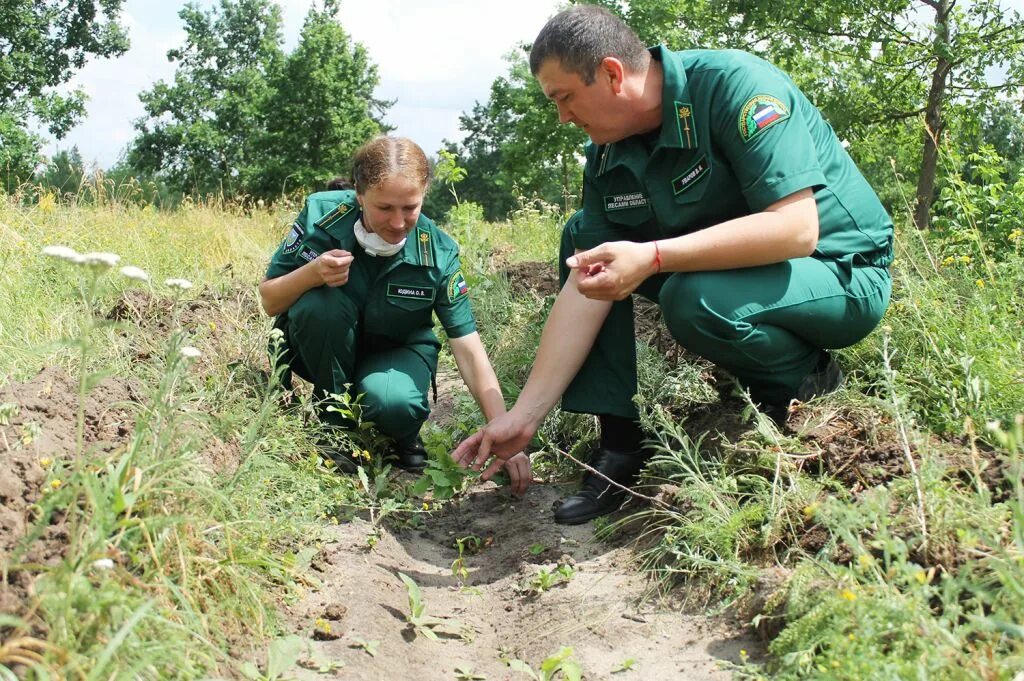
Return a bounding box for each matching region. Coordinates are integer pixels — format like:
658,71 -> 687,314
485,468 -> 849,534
598,56 -> 626,94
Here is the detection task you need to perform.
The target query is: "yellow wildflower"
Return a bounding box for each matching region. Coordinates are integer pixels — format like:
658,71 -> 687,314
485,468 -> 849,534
857,554 -> 873,569
49,479 -> 62,490
422,502 -> 430,511
840,589 -> 857,601
361,449 -> 371,461
1008,228 -> 1023,241
941,256 -> 955,267
959,255 -> 971,264
38,457 -> 52,468
314,618 -> 331,634
38,192 -> 56,214
914,570 -> 927,585
975,279 -> 985,288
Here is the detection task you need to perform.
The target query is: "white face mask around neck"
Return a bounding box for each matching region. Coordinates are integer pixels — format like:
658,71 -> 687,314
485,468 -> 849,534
353,217 -> 405,257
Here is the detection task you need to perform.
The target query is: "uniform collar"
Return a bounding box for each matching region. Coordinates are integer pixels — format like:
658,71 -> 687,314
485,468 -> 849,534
388,216 -> 435,268
597,45 -> 697,176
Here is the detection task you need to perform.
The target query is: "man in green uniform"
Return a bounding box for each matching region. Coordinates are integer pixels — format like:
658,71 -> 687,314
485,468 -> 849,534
453,6 -> 893,524
264,187 -> 476,471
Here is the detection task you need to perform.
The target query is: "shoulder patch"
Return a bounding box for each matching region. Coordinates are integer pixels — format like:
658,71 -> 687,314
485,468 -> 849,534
281,222 -> 303,255
446,270 -> 469,302
314,201 -> 354,231
738,95 -> 790,143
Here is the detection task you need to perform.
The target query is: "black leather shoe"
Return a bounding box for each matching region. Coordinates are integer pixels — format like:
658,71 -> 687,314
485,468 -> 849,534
796,352 -> 844,402
317,444 -> 360,474
762,352 -> 845,427
553,448 -> 648,525
389,437 -> 427,473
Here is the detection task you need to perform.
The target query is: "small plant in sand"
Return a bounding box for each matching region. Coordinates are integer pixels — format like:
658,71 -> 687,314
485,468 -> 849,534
504,646 -> 582,681
528,562 -> 576,594
455,665 -> 487,680
239,635 -> 305,681
349,636 -> 380,657
398,572 -> 448,641
450,535 -> 483,585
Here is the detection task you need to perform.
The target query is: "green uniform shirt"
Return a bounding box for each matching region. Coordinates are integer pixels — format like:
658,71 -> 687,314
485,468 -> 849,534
266,190 -> 476,347
577,46 -> 894,271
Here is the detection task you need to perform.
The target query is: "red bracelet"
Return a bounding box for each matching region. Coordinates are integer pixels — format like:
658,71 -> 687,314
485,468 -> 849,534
652,240 -> 662,273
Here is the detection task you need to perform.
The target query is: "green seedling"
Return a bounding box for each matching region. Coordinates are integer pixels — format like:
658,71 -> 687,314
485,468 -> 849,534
506,646 -> 582,681
399,572 -> 445,640
349,637 -> 379,657
410,452 -> 476,501
239,635 -> 305,681
299,650 -> 346,674
529,563 -> 576,594
612,657 -> 637,673
528,543 -> 547,555
455,665 -> 486,680
451,535 -> 483,584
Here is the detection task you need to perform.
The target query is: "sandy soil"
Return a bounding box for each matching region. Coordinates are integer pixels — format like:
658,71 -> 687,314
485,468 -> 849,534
283,481 -> 759,680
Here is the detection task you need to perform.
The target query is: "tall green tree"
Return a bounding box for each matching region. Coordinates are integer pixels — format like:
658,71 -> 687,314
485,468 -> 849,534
593,0 -> 1024,227
37,147 -> 87,196
247,0 -> 388,197
0,0 -> 128,189
437,49 -> 587,221
127,0 -> 284,197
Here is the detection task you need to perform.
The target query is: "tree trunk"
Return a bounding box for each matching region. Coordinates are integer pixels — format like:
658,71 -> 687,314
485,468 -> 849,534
914,0 -> 952,230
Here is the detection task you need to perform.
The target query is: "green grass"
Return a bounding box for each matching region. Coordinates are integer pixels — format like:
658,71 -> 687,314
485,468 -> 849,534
2,169 -> 1023,678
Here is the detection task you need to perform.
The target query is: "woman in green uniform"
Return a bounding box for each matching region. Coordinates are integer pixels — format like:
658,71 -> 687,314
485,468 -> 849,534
260,136 -> 529,492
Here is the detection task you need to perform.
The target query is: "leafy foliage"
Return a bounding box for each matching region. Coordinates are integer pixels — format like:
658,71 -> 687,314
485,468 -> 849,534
125,0 -> 385,200
0,0 -> 128,188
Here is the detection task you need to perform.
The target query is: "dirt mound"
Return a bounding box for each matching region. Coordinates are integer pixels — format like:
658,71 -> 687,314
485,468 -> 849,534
0,366 -> 136,616
499,261 -> 561,298
282,483 -> 760,680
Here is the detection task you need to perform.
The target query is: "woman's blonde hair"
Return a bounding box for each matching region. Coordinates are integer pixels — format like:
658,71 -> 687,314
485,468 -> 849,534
351,136 -> 431,194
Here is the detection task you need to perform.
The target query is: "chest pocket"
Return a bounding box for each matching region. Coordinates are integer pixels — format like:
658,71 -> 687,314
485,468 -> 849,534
601,174 -> 654,227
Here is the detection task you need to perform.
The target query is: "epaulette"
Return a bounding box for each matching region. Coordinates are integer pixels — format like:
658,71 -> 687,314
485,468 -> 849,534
314,200 -> 355,231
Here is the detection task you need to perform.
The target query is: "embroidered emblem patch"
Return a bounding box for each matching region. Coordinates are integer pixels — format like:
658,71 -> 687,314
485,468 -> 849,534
446,270 -> 469,302
675,101 -> 696,148
604,192 -> 649,211
739,95 -> 789,143
298,245 -> 320,263
282,223 -> 303,255
387,283 -> 434,301
314,202 -> 353,230
672,154 -> 710,195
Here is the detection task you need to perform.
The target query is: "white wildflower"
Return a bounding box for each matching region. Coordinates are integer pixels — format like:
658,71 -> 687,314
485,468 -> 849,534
92,558 -> 115,570
42,245 -> 81,262
179,346 -> 202,359
119,265 -> 149,282
269,328 -> 285,340
80,252 -> 121,268
841,139 -> 851,150
165,278 -> 193,290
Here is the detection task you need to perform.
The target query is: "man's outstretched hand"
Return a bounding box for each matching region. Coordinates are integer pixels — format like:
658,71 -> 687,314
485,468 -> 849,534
452,410 -> 537,482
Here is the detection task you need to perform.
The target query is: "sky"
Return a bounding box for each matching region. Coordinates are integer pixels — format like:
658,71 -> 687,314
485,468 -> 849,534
40,0 -> 563,170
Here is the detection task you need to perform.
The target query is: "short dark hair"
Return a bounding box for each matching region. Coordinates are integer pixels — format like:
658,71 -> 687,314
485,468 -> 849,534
326,176 -> 354,191
529,5 -> 648,84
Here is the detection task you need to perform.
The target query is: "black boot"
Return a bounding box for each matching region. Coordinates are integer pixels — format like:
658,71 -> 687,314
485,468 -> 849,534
389,437 -> 427,473
762,351 -> 845,427
553,448 -> 648,525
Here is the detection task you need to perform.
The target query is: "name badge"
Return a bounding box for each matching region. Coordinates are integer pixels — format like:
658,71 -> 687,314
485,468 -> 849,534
672,154 -> 710,195
387,283 -> 434,300
604,192 -> 649,211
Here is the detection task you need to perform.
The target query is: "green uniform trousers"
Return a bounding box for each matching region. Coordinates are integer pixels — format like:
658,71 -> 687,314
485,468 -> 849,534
276,285 -> 433,446
558,213 -> 892,418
